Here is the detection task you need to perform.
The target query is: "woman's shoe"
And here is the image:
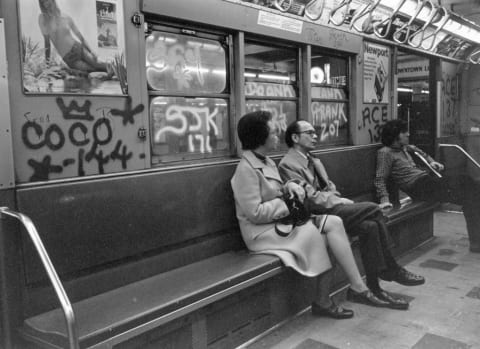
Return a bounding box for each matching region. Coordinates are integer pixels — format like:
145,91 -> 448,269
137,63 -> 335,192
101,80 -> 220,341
311,302 -> 354,319
346,288 -> 390,307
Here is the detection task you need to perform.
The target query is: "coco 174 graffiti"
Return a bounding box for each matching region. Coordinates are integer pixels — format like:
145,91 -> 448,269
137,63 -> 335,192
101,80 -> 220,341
21,97 -> 144,181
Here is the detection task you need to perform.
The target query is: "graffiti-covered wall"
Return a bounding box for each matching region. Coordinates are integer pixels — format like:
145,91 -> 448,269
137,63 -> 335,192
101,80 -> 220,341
466,64 -> 480,134
14,96 -> 146,182
357,103 -> 389,144
440,61 -> 461,137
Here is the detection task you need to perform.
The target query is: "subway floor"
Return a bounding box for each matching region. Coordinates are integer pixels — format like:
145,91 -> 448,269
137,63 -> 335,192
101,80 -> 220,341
242,210 -> 480,349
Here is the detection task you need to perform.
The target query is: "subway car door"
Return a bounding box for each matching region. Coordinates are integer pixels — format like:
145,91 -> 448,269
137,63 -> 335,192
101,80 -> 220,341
396,51 -> 436,155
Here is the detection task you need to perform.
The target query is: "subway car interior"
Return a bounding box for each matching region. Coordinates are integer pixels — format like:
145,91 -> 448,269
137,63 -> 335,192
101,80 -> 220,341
1,0 -> 480,348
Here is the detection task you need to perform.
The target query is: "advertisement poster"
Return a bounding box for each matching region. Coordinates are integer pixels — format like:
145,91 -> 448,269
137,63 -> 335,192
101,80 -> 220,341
227,0 -> 329,22
363,42 -> 390,103
225,0 -> 389,32
19,0 -> 126,95
96,1 -> 118,49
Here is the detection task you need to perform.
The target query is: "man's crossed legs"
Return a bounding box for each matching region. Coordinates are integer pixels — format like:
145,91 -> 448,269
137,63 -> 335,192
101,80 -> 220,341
312,202 -> 424,318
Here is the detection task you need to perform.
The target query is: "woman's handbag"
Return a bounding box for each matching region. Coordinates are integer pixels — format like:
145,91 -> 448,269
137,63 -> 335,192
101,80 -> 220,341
275,193 -> 311,237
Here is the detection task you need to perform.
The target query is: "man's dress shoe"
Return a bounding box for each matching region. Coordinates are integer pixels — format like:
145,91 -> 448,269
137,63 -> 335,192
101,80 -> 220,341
346,288 -> 389,308
372,289 -> 409,310
380,267 -> 425,286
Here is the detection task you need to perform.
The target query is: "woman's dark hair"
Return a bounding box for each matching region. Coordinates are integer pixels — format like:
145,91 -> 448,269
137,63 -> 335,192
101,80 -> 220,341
381,119 -> 408,146
237,110 -> 272,150
285,121 -> 301,148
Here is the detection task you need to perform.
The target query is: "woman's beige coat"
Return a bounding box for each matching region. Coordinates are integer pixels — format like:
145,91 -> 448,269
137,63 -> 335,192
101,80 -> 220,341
231,151 -> 332,276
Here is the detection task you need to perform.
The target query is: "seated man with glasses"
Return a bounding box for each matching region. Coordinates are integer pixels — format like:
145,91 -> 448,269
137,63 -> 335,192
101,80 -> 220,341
278,120 -> 425,314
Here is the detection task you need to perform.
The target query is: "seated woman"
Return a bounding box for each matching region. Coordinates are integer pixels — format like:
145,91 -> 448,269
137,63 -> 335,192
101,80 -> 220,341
231,111 -> 389,319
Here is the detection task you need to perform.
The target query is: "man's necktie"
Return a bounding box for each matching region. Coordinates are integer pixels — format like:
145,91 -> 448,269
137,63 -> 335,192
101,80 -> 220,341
307,154 -> 328,190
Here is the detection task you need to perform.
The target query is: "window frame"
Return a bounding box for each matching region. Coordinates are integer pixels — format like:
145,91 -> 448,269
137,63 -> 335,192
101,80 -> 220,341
243,38 -> 301,154
145,23 -> 236,165
309,48 -> 351,148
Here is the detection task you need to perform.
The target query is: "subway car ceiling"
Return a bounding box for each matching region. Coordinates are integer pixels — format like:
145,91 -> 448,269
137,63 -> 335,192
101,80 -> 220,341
141,0 -> 480,64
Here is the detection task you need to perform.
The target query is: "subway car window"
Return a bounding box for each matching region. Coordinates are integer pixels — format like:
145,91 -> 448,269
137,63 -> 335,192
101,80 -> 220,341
244,41 -> 298,151
146,30 -> 231,163
146,33 -> 227,93
310,51 -> 349,146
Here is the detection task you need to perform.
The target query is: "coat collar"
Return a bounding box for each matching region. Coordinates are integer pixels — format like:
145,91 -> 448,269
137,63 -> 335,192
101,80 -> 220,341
242,150 -> 282,182
286,148 -> 309,169
286,148 -> 329,185
390,144 -> 407,152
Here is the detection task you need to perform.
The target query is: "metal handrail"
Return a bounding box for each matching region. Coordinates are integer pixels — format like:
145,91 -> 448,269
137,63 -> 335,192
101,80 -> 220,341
349,0 -> 382,33
414,151 -> 442,178
468,47 -> 480,64
372,0 -> 408,38
406,0 -> 436,48
329,0 -> 352,26
439,143 -> 480,170
0,207 -> 79,349
392,0 -> 425,44
419,6 -> 450,51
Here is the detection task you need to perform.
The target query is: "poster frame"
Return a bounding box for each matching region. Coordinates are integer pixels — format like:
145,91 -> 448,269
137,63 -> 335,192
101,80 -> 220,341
363,41 -> 390,104
17,0 -> 127,96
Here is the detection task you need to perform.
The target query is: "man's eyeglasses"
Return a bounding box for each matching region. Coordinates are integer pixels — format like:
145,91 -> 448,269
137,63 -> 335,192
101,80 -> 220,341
296,130 -> 316,136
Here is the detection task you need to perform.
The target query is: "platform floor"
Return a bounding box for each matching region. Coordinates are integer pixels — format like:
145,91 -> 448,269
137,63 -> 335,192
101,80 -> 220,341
242,210 -> 480,349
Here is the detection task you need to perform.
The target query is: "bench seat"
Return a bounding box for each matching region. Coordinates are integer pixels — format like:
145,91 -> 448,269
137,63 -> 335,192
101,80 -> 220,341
385,200 -> 439,225
17,146 -> 437,348
19,199 -> 436,349
351,190 -> 438,230
20,251 -> 283,349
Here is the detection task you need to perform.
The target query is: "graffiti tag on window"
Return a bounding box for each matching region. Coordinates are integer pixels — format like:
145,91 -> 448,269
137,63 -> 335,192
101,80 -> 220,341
146,32 -> 226,94
151,97 -> 229,158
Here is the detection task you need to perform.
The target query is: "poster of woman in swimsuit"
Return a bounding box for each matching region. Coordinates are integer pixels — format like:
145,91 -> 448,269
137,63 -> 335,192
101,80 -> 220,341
96,1 -> 118,49
19,0 -> 127,95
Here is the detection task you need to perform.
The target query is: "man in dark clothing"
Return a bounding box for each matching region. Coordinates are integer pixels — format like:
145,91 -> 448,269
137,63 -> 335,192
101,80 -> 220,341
375,119 -> 480,253
279,120 -> 425,316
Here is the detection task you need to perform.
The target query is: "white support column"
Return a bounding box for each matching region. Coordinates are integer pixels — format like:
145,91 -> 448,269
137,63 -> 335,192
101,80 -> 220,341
0,18 -> 14,190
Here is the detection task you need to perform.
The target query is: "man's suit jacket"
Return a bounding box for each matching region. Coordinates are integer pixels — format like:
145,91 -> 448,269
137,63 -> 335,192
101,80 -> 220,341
278,148 -> 344,210
279,149 -> 394,255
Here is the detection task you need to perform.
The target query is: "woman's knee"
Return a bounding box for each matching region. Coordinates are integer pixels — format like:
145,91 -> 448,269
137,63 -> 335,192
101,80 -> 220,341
324,215 -> 345,232
327,214 -> 343,226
